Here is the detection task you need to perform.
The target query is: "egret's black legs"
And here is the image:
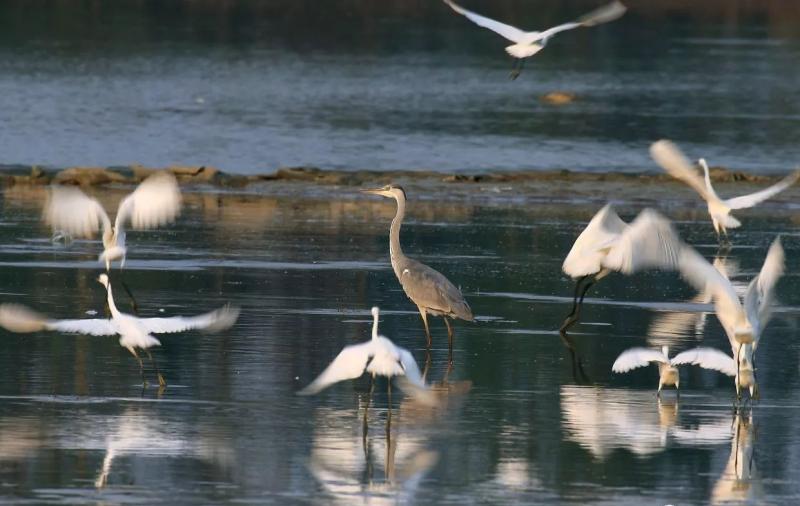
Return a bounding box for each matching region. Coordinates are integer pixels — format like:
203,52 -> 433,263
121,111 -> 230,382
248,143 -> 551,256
386,380 -> 392,442
146,350 -> 166,388
510,58 -> 524,80
120,278 -> 139,315
558,328 -> 589,383
560,275 -> 595,333
362,373 -> 376,453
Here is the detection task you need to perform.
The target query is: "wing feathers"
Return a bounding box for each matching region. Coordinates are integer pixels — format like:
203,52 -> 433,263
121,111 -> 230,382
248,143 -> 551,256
612,347 -> 669,373
443,0 -> 528,43
671,347 -> 736,376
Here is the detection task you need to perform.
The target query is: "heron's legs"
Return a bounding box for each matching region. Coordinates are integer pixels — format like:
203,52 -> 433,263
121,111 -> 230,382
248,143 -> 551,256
443,317 -> 455,362
657,380 -> 663,398
127,347 -> 147,387
422,350 -> 432,383
120,278 -> 139,315
509,58 -> 524,80
418,307 -> 432,349
560,275 -> 594,333
145,349 -> 166,388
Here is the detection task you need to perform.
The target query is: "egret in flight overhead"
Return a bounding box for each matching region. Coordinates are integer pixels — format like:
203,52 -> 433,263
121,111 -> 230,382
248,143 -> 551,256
44,171 -> 182,271
561,206 -> 680,332
673,237 -> 784,399
361,185 -> 473,355
650,140 -> 800,243
612,345 -> 736,396
0,274 -> 239,387
443,0 -> 627,79
299,307 -> 429,404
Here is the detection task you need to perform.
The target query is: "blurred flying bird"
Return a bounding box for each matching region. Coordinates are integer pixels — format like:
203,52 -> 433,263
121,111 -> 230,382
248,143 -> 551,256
612,345 -> 736,396
560,205 -> 680,332
673,237 -> 784,399
650,140 -> 800,243
0,274 -> 239,388
361,185 -> 472,356
44,171 -> 182,271
443,0 -> 627,79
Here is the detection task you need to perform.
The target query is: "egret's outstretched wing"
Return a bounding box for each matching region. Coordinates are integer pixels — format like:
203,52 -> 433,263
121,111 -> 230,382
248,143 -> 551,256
744,237 -> 784,342
535,21 -> 582,41
0,303 -> 116,336
397,348 -> 426,389
602,209 -> 681,274
676,246 -> 742,351
576,0 -> 627,27
612,347 -> 668,373
562,204 -> 627,277
139,305 -> 239,334
725,171 -> 800,210
298,342 -> 375,395
114,172 -> 182,233
443,0 -> 528,43
671,347 -> 736,376
651,140 -> 716,203
43,186 -> 112,239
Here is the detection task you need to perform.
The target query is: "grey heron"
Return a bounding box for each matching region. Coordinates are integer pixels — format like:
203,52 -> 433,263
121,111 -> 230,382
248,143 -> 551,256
443,0 -> 626,79
361,185 -> 473,354
0,274 -> 239,388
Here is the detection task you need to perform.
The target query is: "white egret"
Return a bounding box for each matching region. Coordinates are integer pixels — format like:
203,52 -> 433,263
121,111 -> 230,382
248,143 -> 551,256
44,171 -> 182,271
443,0 -> 627,79
361,185 -> 472,355
0,274 -> 239,387
612,345 -> 736,396
561,205 -> 680,332
650,140 -> 800,242
299,307 -> 429,403
675,237 -> 784,399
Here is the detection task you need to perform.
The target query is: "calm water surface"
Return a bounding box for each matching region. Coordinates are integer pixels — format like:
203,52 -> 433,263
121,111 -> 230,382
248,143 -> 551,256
0,1 -> 799,173
0,185 -> 798,504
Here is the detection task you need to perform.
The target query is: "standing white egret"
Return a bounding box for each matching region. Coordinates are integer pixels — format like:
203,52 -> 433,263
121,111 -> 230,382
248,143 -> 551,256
44,171 -> 182,271
361,185 -> 473,355
560,205 -> 680,332
612,345 -> 736,396
650,140 -> 800,243
673,237 -> 784,399
298,307 -> 429,403
443,0 -> 627,79
0,274 -> 239,387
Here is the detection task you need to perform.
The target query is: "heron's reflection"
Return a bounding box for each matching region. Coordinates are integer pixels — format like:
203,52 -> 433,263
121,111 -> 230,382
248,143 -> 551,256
560,386 -> 732,460
308,406 -> 438,505
711,409 -> 762,504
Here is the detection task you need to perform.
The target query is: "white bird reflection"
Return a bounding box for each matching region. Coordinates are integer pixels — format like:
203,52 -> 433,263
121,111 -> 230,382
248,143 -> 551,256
308,407 -> 438,506
711,410 -> 763,504
561,386 -> 732,460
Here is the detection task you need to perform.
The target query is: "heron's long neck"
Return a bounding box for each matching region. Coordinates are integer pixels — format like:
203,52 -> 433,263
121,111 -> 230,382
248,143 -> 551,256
389,195 -> 405,262
106,285 -> 120,317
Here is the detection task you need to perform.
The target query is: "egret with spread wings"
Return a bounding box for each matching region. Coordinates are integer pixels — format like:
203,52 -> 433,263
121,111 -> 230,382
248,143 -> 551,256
612,345 -> 736,396
44,171 -> 182,270
650,140 -> 800,243
361,185 -> 472,357
560,206 -> 681,332
0,274 -> 239,387
443,0 -> 626,79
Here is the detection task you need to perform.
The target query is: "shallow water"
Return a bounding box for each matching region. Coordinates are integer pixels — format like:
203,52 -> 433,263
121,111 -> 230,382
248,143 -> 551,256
1,1 -> 800,173
0,185 -> 799,504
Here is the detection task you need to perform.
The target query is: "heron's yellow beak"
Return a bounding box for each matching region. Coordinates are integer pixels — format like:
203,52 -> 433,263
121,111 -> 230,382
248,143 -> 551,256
360,187 -> 388,197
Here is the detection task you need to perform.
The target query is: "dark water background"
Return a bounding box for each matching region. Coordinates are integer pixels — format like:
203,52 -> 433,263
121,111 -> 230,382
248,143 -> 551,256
0,184 -> 798,504
1,0 -> 800,173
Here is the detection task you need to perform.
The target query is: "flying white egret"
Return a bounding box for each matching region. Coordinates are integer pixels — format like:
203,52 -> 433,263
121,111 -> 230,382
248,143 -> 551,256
299,307 -> 429,404
612,345 -> 736,396
674,237 -> 783,399
0,274 -> 239,387
361,185 -> 472,355
44,171 -> 182,271
650,140 -> 800,243
443,0 -> 627,79
560,205 -> 680,332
